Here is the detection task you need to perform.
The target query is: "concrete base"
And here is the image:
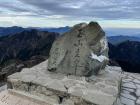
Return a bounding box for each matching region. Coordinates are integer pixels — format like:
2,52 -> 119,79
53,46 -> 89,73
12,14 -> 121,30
7,60 -> 122,105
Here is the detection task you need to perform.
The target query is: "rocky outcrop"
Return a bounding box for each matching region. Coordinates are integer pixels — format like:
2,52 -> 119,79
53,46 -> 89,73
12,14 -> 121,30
0,29 -> 59,65
0,30 -> 59,81
0,63 -> 24,81
48,22 -> 108,76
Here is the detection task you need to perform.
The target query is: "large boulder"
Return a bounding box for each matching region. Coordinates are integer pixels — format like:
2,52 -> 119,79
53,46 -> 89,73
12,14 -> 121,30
48,22 -> 108,76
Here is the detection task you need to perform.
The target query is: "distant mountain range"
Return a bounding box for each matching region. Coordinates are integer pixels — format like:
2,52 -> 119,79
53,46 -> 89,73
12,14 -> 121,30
105,28 -> 140,37
36,26 -> 70,34
108,36 -> 140,45
1,26 -> 140,43
0,26 -> 70,36
0,26 -> 25,36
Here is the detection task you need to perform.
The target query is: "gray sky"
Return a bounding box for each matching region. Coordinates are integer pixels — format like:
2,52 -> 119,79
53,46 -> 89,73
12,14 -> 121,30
0,0 -> 140,28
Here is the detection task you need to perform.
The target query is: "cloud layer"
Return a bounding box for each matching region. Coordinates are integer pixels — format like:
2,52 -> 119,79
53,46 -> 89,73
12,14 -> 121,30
0,0 -> 140,27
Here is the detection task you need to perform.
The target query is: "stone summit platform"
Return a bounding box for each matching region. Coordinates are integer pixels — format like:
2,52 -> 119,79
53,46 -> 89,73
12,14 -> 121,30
1,60 -> 140,105
5,60 -> 122,105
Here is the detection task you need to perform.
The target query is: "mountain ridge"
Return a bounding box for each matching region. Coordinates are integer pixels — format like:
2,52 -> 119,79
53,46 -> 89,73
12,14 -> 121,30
108,35 -> 140,45
109,40 -> 140,72
0,29 -> 59,79
0,26 -> 70,36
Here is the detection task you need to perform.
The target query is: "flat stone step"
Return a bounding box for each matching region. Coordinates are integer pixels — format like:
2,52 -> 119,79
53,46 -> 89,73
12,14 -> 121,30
0,90 -> 48,105
8,89 -> 52,105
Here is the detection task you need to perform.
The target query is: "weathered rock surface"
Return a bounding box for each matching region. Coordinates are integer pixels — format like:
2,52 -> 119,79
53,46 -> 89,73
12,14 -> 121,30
48,22 -> 108,76
6,60 -> 121,105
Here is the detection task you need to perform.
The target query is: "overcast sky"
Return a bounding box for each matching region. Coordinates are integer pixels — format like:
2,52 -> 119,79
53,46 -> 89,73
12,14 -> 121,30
0,0 -> 140,28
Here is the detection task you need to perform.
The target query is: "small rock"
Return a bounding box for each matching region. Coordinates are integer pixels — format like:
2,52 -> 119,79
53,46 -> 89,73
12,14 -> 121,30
136,84 -> 140,88
122,82 -> 136,89
136,97 -> 140,104
121,96 -> 135,105
123,88 -> 135,92
122,78 -> 132,83
122,89 -> 130,94
136,89 -> 140,97
121,93 -> 136,100
133,79 -> 140,84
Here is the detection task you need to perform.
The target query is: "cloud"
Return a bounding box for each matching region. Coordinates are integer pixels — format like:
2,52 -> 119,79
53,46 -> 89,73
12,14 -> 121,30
14,0 -> 140,20
0,4 -> 28,12
0,0 -> 140,19
0,0 -> 140,27
0,20 -> 14,26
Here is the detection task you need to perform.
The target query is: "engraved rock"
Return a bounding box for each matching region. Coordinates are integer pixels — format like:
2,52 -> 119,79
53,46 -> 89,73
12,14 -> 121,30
48,22 -> 108,76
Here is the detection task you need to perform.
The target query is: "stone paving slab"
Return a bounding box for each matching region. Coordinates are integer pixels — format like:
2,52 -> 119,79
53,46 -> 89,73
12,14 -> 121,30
120,72 -> 140,105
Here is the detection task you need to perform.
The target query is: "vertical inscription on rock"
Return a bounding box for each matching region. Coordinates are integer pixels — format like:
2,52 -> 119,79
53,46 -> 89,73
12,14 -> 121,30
48,22 -> 109,76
